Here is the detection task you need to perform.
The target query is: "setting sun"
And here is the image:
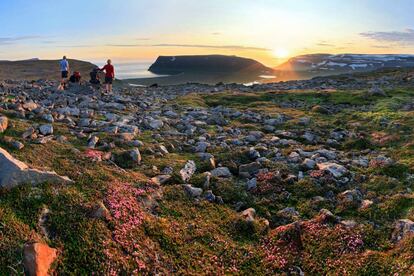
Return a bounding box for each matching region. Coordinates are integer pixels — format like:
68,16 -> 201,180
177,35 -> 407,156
273,48 -> 290,59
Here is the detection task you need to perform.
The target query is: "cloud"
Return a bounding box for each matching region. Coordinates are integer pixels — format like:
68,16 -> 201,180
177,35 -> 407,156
211,32 -> 221,35
360,28 -> 414,44
371,45 -> 391,49
107,43 -> 270,51
0,35 -> 42,45
317,42 -> 335,47
136,38 -> 150,41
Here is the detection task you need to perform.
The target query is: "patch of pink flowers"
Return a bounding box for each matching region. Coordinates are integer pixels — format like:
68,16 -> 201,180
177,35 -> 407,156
83,149 -> 104,161
104,181 -> 148,273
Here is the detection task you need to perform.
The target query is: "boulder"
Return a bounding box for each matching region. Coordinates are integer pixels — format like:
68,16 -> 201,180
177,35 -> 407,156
0,147 -> 72,189
23,242 -> 57,276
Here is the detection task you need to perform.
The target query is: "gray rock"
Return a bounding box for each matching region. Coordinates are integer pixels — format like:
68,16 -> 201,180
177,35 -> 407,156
151,175 -> 172,185
183,184 -> 203,197
11,141 -> 24,150
246,178 -> 257,190
317,162 -> 347,178
368,86 -> 386,96
340,189 -> 363,203
161,166 -> 174,175
204,190 -> 216,202
392,219 -> 414,242
211,167 -> 232,178
41,114 -> 54,123
129,148 -> 142,164
0,147 -> 72,189
302,158 -> 316,169
78,118 -> 91,127
149,119 -> 164,130
180,160 -> 196,182
39,124 -> 53,136
159,145 -> 169,155
87,136 -> 99,149
195,141 -> 210,153
277,207 -> 300,219
239,162 -> 261,177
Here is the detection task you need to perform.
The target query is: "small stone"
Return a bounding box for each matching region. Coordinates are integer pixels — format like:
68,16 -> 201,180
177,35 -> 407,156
129,148 -> 142,164
151,175 -> 171,185
159,145 -> 169,155
23,242 -> 58,276
183,184 -> 203,197
241,208 -> 256,223
87,136 -> 99,149
312,105 -> 329,114
302,158 -> 316,169
11,140 -> 24,150
317,162 -> 347,178
0,116 -> 8,133
211,167 -> 232,178
204,190 -> 216,202
39,124 -> 53,136
41,114 -> 54,123
246,178 -> 257,190
239,162 -> 261,177
90,201 -> 110,219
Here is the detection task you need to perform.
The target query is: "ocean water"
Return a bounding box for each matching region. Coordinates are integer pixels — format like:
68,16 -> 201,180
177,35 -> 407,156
115,61 -> 162,80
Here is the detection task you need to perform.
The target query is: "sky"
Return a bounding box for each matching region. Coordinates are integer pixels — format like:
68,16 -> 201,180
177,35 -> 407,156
0,0 -> 414,66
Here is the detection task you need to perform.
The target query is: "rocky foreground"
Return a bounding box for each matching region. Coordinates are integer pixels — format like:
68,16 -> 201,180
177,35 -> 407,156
0,70 -> 414,274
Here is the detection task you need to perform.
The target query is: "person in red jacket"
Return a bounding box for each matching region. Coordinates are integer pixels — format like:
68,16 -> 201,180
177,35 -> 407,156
99,59 -> 115,93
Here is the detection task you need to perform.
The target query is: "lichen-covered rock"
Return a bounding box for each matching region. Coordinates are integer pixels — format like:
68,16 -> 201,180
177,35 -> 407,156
0,147 -> 73,189
180,160 -> 196,182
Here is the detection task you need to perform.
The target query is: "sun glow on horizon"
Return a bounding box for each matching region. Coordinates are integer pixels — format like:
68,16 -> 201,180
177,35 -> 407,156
272,48 -> 290,59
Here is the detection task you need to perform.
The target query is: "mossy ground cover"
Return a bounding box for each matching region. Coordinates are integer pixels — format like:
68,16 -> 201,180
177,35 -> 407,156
1,83 -> 414,274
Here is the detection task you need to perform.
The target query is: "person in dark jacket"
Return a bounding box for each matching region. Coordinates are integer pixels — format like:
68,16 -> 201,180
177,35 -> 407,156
89,68 -> 100,85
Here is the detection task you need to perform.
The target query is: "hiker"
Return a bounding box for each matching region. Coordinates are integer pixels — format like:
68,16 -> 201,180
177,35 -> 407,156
69,71 -> 81,83
89,68 -> 101,85
99,59 -> 115,93
59,56 -> 69,89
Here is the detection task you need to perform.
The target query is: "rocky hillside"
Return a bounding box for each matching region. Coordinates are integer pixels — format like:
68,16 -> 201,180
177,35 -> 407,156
275,54 -> 414,81
0,68 -> 414,274
0,59 -> 97,81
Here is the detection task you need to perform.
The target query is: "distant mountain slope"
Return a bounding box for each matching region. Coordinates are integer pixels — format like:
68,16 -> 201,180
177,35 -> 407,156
0,59 -> 97,81
148,55 -> 274,75
275,54 -> 414,80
